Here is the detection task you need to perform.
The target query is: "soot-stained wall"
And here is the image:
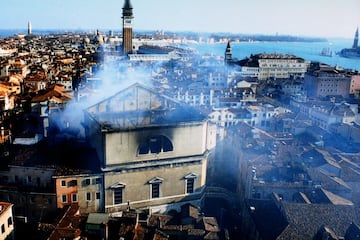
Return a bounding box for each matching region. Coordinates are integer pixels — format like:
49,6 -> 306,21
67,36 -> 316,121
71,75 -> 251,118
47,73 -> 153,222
104,122 -> 208,167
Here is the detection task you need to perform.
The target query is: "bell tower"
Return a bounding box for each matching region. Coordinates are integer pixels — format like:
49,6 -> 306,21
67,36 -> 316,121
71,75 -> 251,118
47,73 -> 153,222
352,27 -> 358,49
122,0 -> 134,54
225,41 -> 232,64
28,21 -> 32,35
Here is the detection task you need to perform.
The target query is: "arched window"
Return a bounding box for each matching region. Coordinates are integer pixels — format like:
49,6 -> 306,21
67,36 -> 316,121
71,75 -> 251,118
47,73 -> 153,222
138,135 -> 173,155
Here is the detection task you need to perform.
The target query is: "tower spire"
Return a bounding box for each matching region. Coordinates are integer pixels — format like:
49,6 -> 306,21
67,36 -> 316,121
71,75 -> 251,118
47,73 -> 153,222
122,0 -> 133,17
352,27 -> 359,49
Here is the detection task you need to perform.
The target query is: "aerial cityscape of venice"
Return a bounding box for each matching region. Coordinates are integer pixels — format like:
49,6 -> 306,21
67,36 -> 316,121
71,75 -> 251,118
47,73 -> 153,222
0,0 -> 360,239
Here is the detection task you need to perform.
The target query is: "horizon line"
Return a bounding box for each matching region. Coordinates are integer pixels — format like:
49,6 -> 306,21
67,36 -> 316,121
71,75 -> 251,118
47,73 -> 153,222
0,28 -> 355,40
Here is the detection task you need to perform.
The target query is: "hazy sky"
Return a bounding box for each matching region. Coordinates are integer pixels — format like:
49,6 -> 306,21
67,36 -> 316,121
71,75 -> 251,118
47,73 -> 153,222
1,0 -> 359,38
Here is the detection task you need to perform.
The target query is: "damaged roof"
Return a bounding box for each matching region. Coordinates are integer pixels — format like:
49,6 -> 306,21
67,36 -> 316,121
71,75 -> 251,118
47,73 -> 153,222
85,83 -> 207,130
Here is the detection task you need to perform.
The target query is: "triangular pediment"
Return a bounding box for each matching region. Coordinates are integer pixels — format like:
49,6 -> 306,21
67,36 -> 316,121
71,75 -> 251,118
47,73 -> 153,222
110,182 -> 126,189
184,173 -> 198,179
86,83 -> 206,129
87,82 -> 181,114
148,177 -> 164,184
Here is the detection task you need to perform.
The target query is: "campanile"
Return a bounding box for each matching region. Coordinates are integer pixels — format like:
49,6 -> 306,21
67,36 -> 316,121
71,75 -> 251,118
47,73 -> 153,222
352,27 -> 359,49
122,0 -> 134,54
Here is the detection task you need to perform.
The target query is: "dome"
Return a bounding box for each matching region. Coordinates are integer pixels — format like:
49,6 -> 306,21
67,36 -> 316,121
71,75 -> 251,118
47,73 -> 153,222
84,37 -> 90,44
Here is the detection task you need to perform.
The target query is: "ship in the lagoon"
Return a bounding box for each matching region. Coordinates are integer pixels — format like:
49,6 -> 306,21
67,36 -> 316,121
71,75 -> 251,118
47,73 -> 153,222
319,47 -> 333,57
338,27 -> 360,58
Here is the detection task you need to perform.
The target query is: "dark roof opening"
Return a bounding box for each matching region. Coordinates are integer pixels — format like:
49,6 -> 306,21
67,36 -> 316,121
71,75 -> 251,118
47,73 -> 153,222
138,135 -> 173,155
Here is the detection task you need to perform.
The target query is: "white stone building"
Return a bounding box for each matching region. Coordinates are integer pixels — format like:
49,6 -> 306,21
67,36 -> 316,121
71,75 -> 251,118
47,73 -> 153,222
257,54 -> 307,80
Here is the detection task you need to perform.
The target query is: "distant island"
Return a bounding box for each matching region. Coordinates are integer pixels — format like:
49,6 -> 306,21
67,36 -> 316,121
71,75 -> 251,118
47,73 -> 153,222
138,30 -> 328,43
207,33 -> 327,43
0,29 -> 328,43
338,27 -> 360,58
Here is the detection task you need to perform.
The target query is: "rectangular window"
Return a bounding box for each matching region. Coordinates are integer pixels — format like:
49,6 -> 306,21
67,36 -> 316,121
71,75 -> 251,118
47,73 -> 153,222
61,180 -> 66,187
151,183 -> 160,198
86,192 -> 91,201
95,178 -> 101,184
69,180 -> 77,186
72,193 -> 78,202
7,217 -> 12,227
113,188 -> 123,205
85,179 -> 91,185
1,224 -> 4,233
61,195 -> 67,203
186,179 -> 195,194
27,176 -> 32,183
96,192 -> 100,200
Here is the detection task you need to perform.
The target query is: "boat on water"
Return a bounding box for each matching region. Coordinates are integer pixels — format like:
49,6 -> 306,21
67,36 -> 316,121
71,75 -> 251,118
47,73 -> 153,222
319,47 -> 333,57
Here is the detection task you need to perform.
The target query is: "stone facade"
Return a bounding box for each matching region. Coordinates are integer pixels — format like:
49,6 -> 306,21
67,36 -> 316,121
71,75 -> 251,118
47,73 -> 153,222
0,165 -> 57,222
54,174 -> 104,214
255,54 -> 307,80
350,75 -> 360,98
83,83 -> 216,213
304,65 -> 351,98
0,202 -> 14,239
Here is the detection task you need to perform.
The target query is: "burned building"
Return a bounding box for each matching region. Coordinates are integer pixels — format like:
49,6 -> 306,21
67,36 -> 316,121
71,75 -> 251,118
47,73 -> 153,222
83,83 -> 217,213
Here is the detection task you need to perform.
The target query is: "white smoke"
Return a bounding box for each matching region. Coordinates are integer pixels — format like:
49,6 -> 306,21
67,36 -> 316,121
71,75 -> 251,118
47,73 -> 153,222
50,51 -> 154,140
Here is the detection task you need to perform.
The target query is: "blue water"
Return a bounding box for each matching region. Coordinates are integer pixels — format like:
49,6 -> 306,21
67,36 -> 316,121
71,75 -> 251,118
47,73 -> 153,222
192,39 -> 360,72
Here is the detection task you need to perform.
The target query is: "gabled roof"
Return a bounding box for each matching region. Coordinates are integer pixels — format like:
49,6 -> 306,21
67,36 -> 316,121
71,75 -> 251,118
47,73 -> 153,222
277,202 -> 360,240
48,204 -> 82,240
318,188 -> 354,205
307,168 -> 352,191
31,84 -> 72,103
202,217 -> 220,232
86,83 -> 206,130
345,222 -> 360,240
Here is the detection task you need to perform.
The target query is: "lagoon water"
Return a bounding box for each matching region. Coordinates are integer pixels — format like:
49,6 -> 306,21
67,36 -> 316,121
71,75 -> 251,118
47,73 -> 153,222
192,39 -> 360,72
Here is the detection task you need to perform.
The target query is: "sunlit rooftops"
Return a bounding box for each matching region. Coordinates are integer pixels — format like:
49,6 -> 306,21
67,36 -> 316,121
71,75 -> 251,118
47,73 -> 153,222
86,83 -> 207,130
0,202 -> 12,215
252,53 -> 304,61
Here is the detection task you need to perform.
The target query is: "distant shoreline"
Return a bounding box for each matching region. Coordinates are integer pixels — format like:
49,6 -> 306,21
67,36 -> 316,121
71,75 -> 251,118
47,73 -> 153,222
0,29 -> 328,43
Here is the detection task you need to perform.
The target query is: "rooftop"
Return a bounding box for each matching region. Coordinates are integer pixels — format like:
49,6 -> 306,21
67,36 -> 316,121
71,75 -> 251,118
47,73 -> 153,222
252,53 -> 304,61
1,141 -> 101,176
278,202 -> 360,240
86,83 -> 207,130
0,202 -> 12,216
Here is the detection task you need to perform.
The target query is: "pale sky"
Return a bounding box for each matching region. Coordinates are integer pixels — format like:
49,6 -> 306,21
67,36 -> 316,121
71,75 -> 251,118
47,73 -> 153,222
1,0 -> 359,38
